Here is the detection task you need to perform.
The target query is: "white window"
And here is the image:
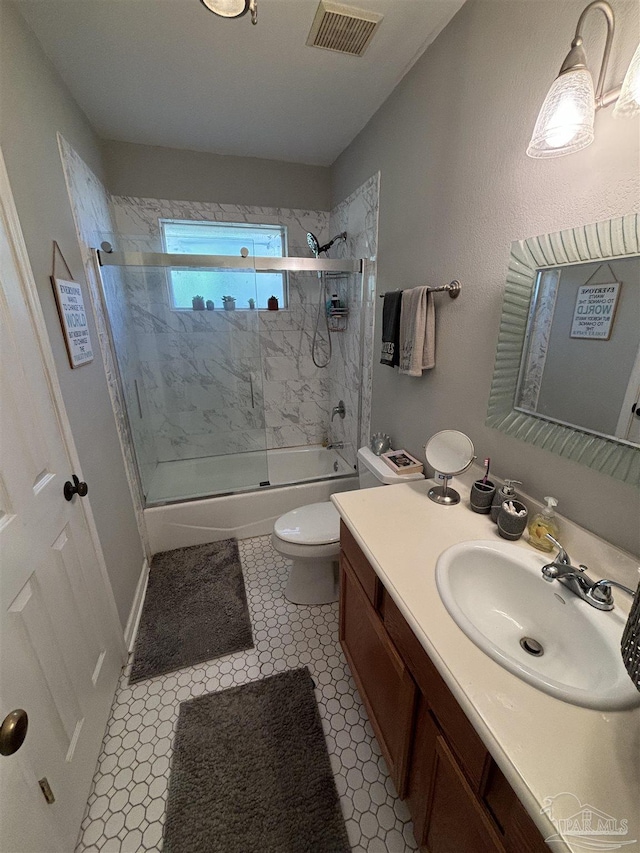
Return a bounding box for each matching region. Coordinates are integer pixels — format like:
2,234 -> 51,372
160,219 -> 288,310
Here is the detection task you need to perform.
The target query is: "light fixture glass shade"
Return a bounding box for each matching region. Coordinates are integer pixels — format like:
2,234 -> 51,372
200,0 -> 248,17
613,42 -> 640,118
527,68 -> 595,159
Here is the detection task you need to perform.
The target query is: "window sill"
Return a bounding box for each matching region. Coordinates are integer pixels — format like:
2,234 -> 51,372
170,308 -> 290,314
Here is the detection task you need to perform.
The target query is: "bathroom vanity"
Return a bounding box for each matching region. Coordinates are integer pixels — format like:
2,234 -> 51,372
340,522 -> 545,851
332,476 -> 640,853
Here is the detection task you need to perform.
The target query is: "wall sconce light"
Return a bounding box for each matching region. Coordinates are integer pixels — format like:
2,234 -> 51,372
200,0 -> 257,25
527,1 -> 639,159
613,42 -> 640,118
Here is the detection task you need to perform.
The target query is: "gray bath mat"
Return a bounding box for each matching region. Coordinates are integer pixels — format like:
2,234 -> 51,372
163,667 -> 350,853
129,538 -> 253,683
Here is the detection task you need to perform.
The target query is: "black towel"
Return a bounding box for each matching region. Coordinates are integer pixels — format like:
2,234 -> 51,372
380,291 -> 402,367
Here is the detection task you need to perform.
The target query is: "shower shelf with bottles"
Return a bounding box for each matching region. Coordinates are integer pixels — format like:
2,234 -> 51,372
327,307 -> 349,332
324,270 -> 350,332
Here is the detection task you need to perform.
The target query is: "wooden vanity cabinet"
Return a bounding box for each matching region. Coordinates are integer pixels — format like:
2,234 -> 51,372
339,521 -> 547,853
339,549 -> 416,796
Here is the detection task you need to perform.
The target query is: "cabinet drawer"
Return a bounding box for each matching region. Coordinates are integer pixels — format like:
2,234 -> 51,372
339,557 -> 415,796
425,735 -> 505,853
340,520 -> 380,608
382,588 -> 489,790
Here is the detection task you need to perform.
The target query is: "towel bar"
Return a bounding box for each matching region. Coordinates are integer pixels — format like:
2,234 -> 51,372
379,280 -> 461,299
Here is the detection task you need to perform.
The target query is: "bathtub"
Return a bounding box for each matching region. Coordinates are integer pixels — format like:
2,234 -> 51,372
266,445 -> 353,485
144,445 -> 358,554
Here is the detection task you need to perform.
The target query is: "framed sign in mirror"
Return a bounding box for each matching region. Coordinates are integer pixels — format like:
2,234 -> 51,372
486,214 -> 639,485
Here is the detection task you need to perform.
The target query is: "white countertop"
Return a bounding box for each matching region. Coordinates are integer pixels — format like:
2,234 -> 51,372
332,476 -> 640,852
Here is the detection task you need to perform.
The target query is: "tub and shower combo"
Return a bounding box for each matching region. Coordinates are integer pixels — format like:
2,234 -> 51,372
95,233 -> 369,553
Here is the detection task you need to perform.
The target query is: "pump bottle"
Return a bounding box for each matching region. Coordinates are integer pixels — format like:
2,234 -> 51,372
490,479 -> 522,523
528,497 -> 560,552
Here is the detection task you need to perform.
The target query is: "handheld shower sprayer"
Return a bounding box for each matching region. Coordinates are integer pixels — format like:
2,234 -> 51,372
308,231 -> 348,368
306,231 -> 347,257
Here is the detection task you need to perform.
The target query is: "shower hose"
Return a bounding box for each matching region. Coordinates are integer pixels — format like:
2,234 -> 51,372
311,271 -> 332,369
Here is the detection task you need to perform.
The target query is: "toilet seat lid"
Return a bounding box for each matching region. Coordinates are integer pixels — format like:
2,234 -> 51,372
274,502 -> 340,545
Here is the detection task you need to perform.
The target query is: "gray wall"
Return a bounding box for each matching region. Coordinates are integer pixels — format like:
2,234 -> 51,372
0,1 -> 145,626
102,140 -> 331,211
536,258 -> 640,436
331,0 -> 640,556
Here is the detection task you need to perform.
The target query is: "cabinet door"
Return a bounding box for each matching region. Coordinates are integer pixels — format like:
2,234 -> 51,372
382,589 -> 489,790
339,557 -> 416,796
483,762 -> 549,853
406,695 -> 439,847
425,735 -> 505,853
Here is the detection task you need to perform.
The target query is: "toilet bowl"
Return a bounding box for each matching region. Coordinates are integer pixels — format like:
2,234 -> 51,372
272,447 -> 424,605
271,502 -> 340,605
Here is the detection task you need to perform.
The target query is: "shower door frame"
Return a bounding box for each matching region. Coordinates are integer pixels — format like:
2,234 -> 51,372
92,260 -> 148,510
97,250 -> 362,274
94,250 -> 365,507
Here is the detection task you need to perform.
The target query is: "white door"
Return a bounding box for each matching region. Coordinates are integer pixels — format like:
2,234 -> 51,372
615,342 -> 640,443
625,388 -> 640,444
0,152 -> 125,852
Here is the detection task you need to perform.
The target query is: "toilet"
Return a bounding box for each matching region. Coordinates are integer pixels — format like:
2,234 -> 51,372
271,446 -> 424,605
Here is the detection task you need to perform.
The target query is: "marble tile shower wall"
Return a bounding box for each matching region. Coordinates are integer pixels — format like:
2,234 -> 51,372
61,140 -> 376,488
327,174 -> 379,468
58,138 -> 156,535
110,197 -> 334,460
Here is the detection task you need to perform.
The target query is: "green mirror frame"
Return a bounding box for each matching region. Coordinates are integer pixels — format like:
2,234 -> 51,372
486,213 -> 640,486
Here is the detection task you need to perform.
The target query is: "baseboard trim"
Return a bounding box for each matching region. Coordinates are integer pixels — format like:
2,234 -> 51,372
124,559 -> 149,653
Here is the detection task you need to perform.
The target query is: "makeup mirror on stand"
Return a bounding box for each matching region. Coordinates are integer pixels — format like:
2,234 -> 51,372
424,430 -> 475,505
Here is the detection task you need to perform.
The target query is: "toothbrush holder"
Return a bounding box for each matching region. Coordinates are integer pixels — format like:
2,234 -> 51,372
497,500 -> 528,541
470,480 -> 496,514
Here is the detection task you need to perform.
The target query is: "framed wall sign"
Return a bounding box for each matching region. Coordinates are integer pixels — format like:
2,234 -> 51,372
51,276 -> 94,368
570,279 -> 621,341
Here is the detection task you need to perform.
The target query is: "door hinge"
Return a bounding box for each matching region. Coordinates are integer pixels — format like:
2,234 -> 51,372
38,777 -> 55,804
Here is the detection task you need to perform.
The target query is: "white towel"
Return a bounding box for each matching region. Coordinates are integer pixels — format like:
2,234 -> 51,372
398,286 -> 435,376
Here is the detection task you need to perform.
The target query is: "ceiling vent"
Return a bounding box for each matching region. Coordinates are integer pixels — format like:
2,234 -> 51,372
306,2 -> 383,57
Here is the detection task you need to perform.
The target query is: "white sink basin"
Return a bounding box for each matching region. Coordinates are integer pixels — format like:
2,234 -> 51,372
436,540 -> 640,711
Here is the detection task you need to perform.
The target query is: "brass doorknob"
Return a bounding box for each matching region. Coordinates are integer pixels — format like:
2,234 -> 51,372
0,709 -> 28,756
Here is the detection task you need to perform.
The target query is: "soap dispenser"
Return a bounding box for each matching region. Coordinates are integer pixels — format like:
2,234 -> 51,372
527,497 -> 560,552
490,479 -> 522,523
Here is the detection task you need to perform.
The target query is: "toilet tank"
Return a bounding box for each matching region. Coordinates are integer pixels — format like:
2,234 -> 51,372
357,447 -> 425,489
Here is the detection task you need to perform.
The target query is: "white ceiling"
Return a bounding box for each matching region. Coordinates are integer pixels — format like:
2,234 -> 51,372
16,0 -> 465,165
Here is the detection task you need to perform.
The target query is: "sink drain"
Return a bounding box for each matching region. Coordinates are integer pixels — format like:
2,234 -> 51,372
520,637 -> 544,657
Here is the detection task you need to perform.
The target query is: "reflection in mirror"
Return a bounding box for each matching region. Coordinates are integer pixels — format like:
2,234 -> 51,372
486,214 -> 640,485
424,430 -> 475,506
516,256 -> 640,446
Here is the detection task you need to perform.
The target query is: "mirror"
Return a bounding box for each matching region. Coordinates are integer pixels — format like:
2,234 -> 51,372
486,213 -> 640,485
424,430 -> 475,506
516,256 -> 639,444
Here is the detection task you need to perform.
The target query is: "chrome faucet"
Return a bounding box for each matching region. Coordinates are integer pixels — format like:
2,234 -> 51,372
542,534 -> 571,567
326,441 -> 344,450
541,534 -> 635,611
331,400 -> 345,421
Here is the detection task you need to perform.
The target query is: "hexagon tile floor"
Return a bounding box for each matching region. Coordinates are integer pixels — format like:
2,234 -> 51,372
76,535 -> 419,853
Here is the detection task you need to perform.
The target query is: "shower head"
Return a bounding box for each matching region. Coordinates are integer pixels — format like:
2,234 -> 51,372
306,231 -> 347,257
307,231 -> 320,257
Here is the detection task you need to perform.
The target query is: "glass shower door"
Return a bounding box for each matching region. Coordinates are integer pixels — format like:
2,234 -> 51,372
98,237 -> 269,505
